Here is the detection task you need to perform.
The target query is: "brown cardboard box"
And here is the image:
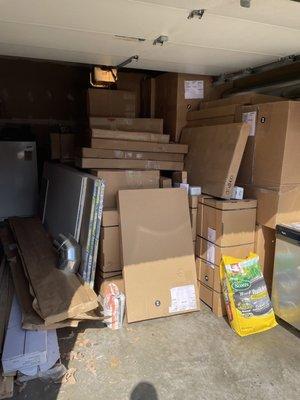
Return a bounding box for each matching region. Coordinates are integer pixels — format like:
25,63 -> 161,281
196,194 -> 213,236
89,117 -> 163,134
181,123 -> 249,199
255,225 -> 276,294
92,170 -> 159,208
77,158 -> 184,171
160,177 -> 172,188
196,257 -> 221,292
195,236 -> 254,269
155,73 -> 214,142
98,226 -> 121,273
244,184 -> 300,229
102,209 -> 119,227
186,115 -> 235,128
87,89 -> 136,118
91,129 -> 169,144
98,270 -> 122,279
198,282 -> 226,317
50,133 -> 75,161
117,71 -> 146,117
190,208 -> 197,241
187,104 -> 237,121
80,147 -> 183,162
118,188 -> 199,323
90,138 -> 188,154
189,195 -> 198,209
202,198 -> 257,246
199,93 -> 282,109
172,171 -> 188,185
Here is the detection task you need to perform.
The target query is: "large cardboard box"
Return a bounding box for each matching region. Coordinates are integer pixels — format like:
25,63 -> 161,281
202,198 -> 257,246
196,257 -> 221,292
181,123 -> 249,198
89,117 -> 163,134
186,115 -> 235,128
92,170 -> 159,208
199,93 -> 282,109
80,147 -> 183,162
118,188 -> 200,323
244,184 -> 300,229
255,225 -> 276,294
196,194 -> 213,237
195,236 -> 254,268
102,209 -> 119,227
87,89 -> 136,118
187,104 -> 237,121
91,129 -> 169,143
50,133 -> 75,161
98,226 -> 121,273
77,158 -> 183,171
198,282 -> 226,317
90,138 -> 188,154
155,73 -> 214,142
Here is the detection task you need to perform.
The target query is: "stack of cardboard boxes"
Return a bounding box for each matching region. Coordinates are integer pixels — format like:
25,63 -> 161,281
195,197 -> 257,316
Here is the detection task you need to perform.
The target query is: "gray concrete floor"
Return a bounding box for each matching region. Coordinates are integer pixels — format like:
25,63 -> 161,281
12,306 -> 300,400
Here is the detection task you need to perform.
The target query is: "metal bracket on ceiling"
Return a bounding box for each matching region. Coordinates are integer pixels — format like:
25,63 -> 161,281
187,9 -> 205,19
153,35 -> 168,46
116,55 -> 139,69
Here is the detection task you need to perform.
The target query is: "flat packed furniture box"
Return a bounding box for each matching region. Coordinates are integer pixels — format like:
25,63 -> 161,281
181,123 -> 249,199
87,88 -> 136,118
199,93 -> 282,109
118,188 -> 200,323
89,117 -> 163,134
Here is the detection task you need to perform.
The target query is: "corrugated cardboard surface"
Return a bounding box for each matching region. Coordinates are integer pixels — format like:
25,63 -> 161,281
199,93 -> 282,109
98,226 -> 121,273
80,147 -> 183,162
202,201 -> 256,246
91,129 -> 169,143
196,257 -> 221,292
187,104 -> 237,121
186,115 -> 235,128
118,188 -> 199,322
159,177 -> 172,188
199,282 -> 226,317
196,194 -> 213,237
92,170 -> 159,208
244,184 -> 300,229
78,158 -> 183,171
90,138 -> 188,154
102,209 -> 119,227
87,89 -> 136,118
89,117 -> 163,134
181,123 -> 249,198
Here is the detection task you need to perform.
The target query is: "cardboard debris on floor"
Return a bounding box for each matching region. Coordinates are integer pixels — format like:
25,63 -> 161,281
181,123 -> 249,198
118,188 -> 200,323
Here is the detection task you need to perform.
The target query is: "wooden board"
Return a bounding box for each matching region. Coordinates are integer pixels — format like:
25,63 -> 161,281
91,129 -> 169,144
180,123 -> 249,199
76,158 -> 183,171
8,217 -> 98,326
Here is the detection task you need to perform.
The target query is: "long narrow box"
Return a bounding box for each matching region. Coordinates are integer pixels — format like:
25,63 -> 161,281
89,117 -> 163,134
77,158 -> 183,171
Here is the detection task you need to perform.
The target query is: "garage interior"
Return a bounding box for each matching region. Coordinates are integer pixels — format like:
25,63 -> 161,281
0,1 -> 300,399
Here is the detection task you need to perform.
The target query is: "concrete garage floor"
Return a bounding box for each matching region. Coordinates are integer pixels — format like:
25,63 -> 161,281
12,306 -> 299,400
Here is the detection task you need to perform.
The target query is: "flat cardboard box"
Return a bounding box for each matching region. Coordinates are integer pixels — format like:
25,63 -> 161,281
255,225 -> 276,294
244,184 -> 300,229
155,73 -> 215,142
199,93 -> 282,109
190,208 -> 197,241
186,115 -> 235,128
87,88 -> 136,118
196,257 -> 221,292
196,194 -> 213,237
90,138 -> 188,154
92,170 -> 159,208
199,282 -> 226,317
172,171 -> 187,185
80,147 -> 183,162
89,117 -> 163,134
78,158 -> 183,171
102,209 -> 119,227
98,226 -> 121,273
195,236 -> 254,270
159,177 -> 172,188
187,104 -> 237,121
118,188 -> 199,322
91,129 -> 169,144
181,123 -> 249,198
202,198 -> 257,246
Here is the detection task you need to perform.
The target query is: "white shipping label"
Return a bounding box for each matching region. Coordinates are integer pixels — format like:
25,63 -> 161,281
207,227 -> 216,242
184,80 -> 204,99
242,111 -> 257,136
169,284 -> 197,313
206,241 -> 216,265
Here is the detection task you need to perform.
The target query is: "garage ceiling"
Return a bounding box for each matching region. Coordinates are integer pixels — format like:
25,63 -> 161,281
0,0 -> 299,75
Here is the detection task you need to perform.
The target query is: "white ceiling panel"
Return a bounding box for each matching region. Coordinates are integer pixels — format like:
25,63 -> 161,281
0,0 -> 299,74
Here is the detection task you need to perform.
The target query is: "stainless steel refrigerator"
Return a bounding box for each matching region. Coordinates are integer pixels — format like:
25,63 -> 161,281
0,141 -> 38,220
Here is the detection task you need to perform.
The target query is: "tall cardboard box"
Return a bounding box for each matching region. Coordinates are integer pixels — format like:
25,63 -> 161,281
87,89 -> 136,118
196,194 -> 213,237
118,188 -> 200,323
202,198 -> 257,246
98,226 -> 121,273
92,170 -> 159,208
155,73 -> 214,142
